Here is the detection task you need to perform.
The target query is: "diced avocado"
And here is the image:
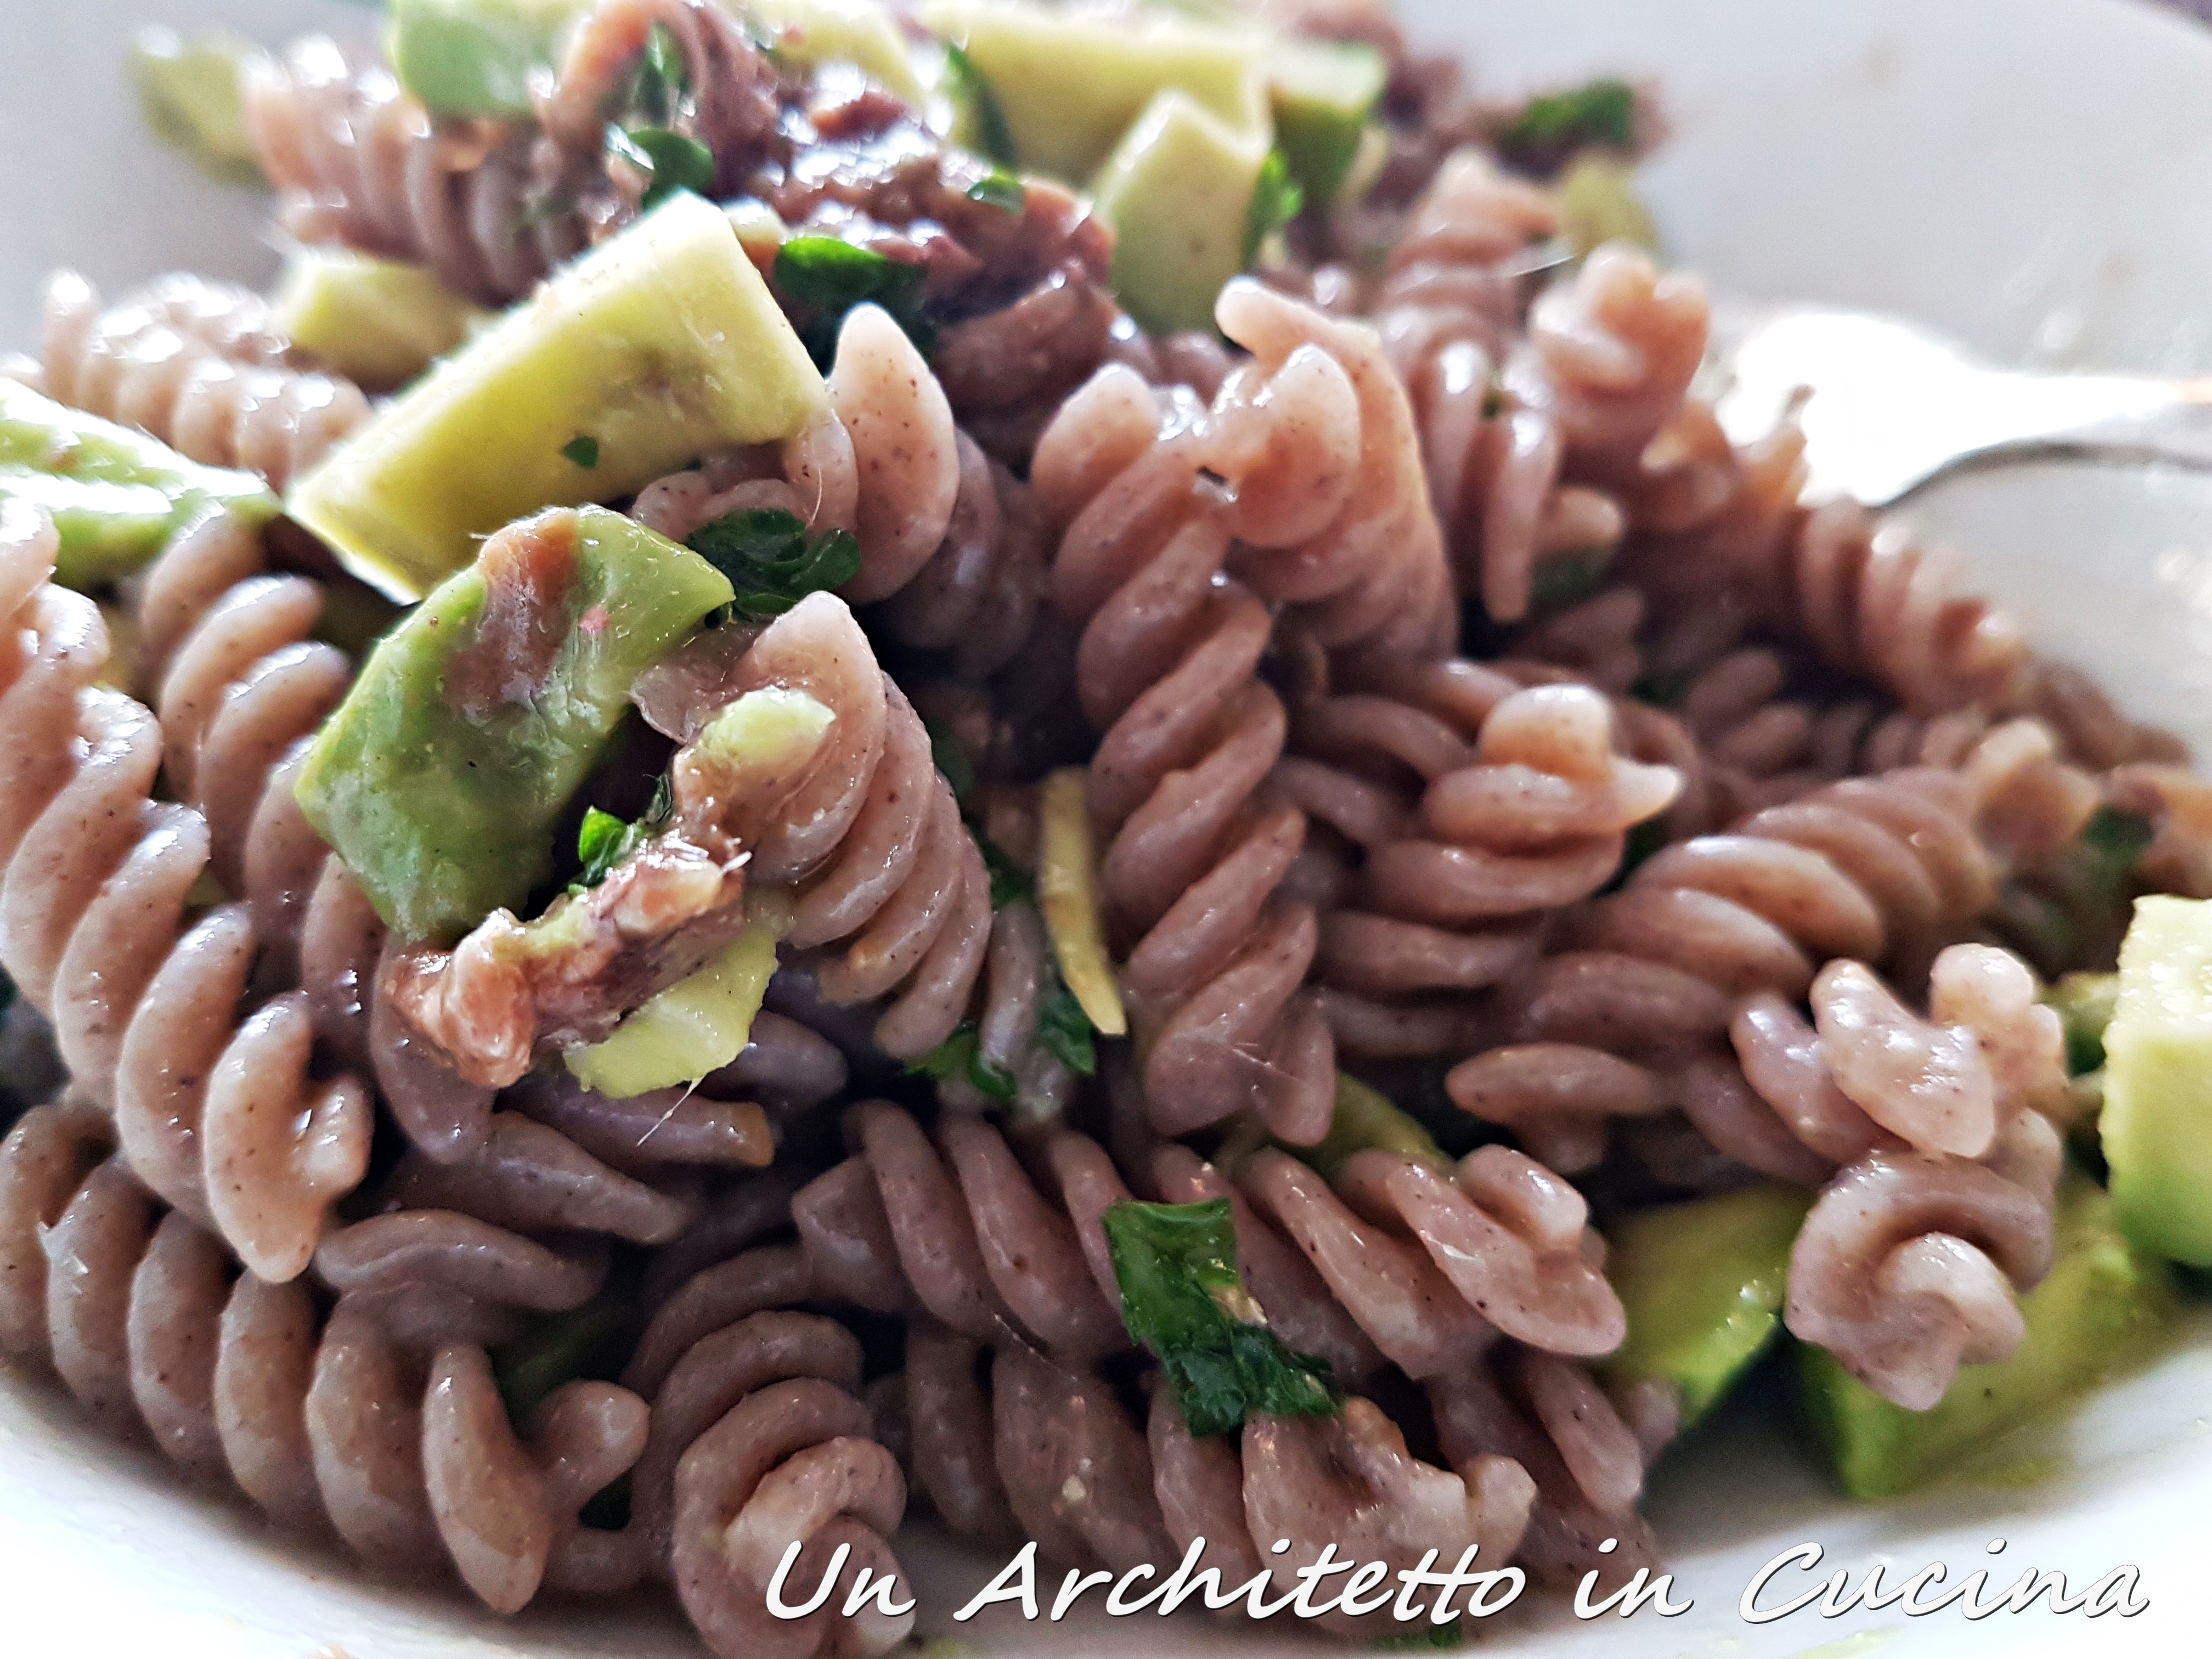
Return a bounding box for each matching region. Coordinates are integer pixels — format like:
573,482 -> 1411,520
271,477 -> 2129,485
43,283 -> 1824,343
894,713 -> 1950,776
1556,152 -> 1660,258
272,246 -> 490,391
1092,87 -> 1274,334
294,505 -> 734,943
386,0 -> 591,119
921,0 -> 1263,182
130,26 -> 266,187
1798,1175 -> 2175,1499
2102,896 -> 2212,1265
288,193 -> 828,602
1603,1184 -> 1812,1429
0,379 -> 279,588
751,0 -> 932,104
566,888 -> 794,1097
1263,38 -> 1385,206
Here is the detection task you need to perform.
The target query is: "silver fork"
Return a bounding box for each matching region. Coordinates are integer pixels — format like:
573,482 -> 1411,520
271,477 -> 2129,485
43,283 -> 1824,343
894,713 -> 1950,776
1702,303 -> 2212,507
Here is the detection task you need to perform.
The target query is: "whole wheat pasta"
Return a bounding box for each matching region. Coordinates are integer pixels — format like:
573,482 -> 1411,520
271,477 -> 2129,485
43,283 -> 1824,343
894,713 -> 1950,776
0,505 -> 373,1282
893,1310 -> 1534,1634
1369,149 -> 1632,623
1032,354 -> 1334,1143
1429,1346 -> 1659,1587
0,1103 -> 637,1609
244,36 -> 589,305
790,1100 -> 1132,1365
40,270 -> 371,494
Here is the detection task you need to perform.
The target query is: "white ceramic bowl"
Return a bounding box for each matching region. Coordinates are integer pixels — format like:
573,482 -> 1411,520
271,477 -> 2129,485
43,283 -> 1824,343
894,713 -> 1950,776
6,1 -> 2212,1654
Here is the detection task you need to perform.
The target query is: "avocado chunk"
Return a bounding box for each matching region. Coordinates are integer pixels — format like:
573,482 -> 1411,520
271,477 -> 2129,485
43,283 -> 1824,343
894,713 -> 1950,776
921,0 -> 1261,182
566,887 -> 794,1097
1092,87 -> 1274,334
130,26 -> 266,186
2101,895 -> 2212,1264
294,505 -> 735,943
1798,1175 -> 2175,1499
1217,1073 -> 1451,1180
386,0 -> 591,119
288,191 -> 828,602
751,0 -> 932,104
1556,152 -> 1659,258
272,246 -> 490,391
0,379 -> 279,588
1603,1184 -> 1813,1429
1263,38 -> 1385,206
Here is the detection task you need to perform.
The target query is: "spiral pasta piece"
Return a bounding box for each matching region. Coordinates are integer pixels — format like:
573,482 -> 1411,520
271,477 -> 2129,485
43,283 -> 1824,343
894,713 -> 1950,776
791,1101 -> 1131,1365
1428,1346 -> 1658,1586
1210,279 -> 1455,673
244,36 -> 589,306
894,1313 -> 1534,1632
40,270 -> 370,493
1722,942 -> 2070,1406
0,1105 -> 637,1608
1366,149 -> 1630,623
633,305 -> 1049,681
1032,354 -> 1333,1142
0,508 -> 374,1281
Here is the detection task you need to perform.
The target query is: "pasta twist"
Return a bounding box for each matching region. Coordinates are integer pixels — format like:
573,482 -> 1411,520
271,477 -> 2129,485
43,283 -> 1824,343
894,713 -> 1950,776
1428,1346 -> 1659,1587
40,270 -> 370,494
898,1317 -> 1536,1634
634,591 -> 992,1060
0,505 -> 374,1281
1367,149 -> 1629,624
656,1304 -> 911,1659
633,304 -> 1049,681
1746,944 -> 2069,1407
0,1102 -> 639,1611
1280,673 -> 1677,1059
244,36 -> 589,306
1032,351 -> 1333,1143
791,1101 -> 1133,1365
1208,280 -> 1455,674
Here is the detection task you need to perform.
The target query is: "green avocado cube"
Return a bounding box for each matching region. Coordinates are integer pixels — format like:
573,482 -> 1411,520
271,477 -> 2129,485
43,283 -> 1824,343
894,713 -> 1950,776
0,380 -> 279,589
287,191 -> 828,602
921,0 -> 1262,182
1797,1175 -> 2175,1500
1602,1183 -> 1813,1429
272,246 -> 490,391
1092,86 -> 1274,334
131,26 -> 267,187
294,504 -> 734,943
1263,38 -> 1385,206
2102,895 -> 2212,1264
751,0 -> 932,104
386,0 -> 592,119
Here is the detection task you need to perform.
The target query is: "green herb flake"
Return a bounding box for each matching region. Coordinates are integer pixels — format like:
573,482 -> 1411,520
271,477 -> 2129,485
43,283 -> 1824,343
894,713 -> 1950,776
629,20 -> 689,126
944,42 -> 1017,168
1378,1621 -> 1466,1650
1499,77 -> 1638,159
1037,980 -> 1096,1076
1241,148 -> 1304,267
570,775 -> 671,893
686,507 -> 861,618
926,718 -> 978,802
1102,1197 -> 1336,1438
560,434 -> 600,469
2083,804 -> 2155,871
908,1021 -> 1018,1101
967,169 -> 1026,214
773,236 -> 936,369
607,124 -> 716,212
